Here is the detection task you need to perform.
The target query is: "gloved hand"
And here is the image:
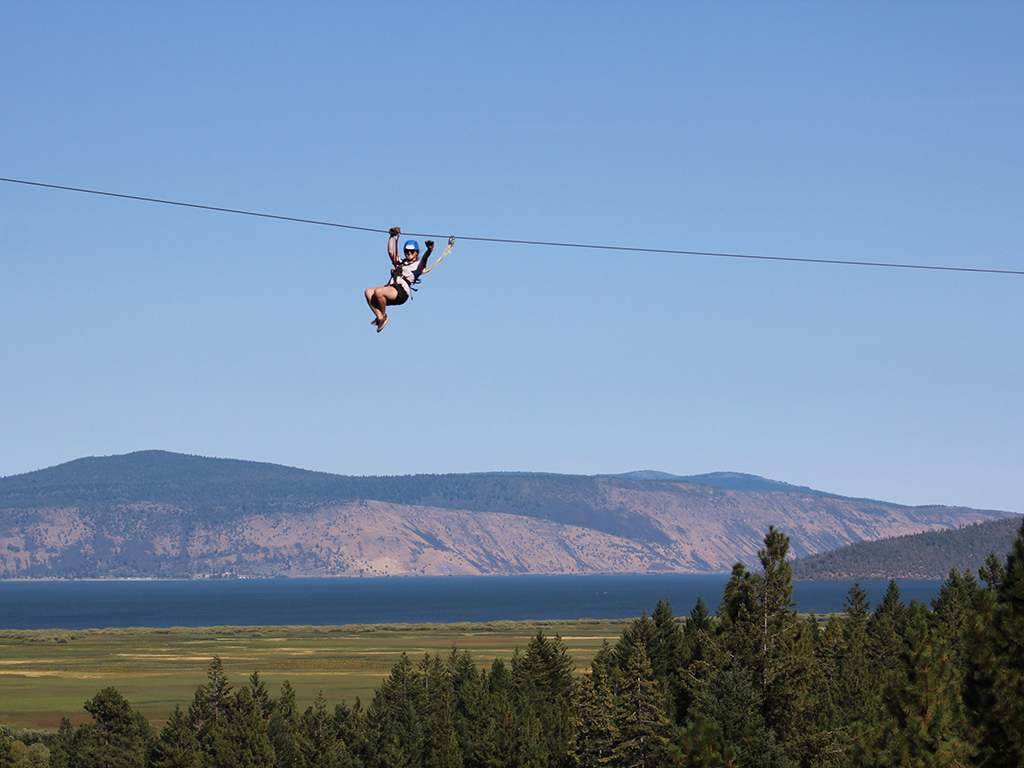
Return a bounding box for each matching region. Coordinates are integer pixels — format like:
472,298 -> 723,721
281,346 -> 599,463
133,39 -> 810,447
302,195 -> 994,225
389,227 -> 401,237
425,240 -> 435,250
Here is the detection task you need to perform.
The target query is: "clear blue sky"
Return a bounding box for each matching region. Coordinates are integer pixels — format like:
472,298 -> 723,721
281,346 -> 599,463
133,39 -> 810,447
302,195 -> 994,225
2,1 -> 1021,513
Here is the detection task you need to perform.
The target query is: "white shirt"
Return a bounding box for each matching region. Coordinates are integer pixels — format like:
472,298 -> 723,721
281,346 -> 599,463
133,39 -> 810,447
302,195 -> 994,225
389,256 -> 422,292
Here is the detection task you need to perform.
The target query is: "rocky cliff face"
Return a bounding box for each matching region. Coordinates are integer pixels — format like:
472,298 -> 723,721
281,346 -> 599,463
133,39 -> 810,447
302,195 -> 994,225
0,452 -> 1012,578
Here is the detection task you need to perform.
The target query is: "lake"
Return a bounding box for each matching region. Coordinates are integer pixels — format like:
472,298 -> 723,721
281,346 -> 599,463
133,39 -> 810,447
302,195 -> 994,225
0,575 -> 947,630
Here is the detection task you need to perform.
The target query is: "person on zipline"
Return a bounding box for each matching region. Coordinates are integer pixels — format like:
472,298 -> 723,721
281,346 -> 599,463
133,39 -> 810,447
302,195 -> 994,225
365,227 -> 434,332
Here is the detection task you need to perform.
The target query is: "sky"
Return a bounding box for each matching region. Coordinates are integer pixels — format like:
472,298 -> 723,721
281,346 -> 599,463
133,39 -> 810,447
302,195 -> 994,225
1,1 -> 1021,514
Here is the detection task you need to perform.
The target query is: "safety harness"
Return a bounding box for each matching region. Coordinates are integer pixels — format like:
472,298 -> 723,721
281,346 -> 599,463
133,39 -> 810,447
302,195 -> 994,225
389,235 -> 455,296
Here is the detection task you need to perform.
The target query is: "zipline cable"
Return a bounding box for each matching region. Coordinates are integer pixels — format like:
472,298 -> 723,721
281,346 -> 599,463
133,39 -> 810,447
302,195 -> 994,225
3,176 -> 1022,277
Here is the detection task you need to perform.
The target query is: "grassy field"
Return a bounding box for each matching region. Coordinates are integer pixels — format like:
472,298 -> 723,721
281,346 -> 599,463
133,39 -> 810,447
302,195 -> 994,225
0,620 -> 630,731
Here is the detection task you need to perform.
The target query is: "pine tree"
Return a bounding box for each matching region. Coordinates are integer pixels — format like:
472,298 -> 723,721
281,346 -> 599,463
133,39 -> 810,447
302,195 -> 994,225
463,660 -> 517,768
719,562 -> 755,625
729,527 -> 803,747
418,653 -> 463,768
188,656 -> 233,751
447,647 -> 478,762
270,680 -> 312,768
978,551 -> 1005,592
611,644 -> 672,768
334,699 -> 366,766
249,669 -> 275,723
511,632 -> 578,768
785,618 -> 840,768
73,686 -> 151,768
650,598 -> 686,721
576,665 -> 617,768
694,528 -> 812,767
859,621 -> 969,767
868,580 -> 908,682
683,665 -> 792,768
930,567 -> 977,672
844,583 -> 870,625
688,597 -> 712,634
206,685 -> 276,768
612,613 -> 656,677
365,653 -> 424,768
965,519 -> 1024,766
303,690 -> 348,768
834,583 -> 875,754
152,705 -> 202,768
13,741 -> 49,768
677,597 -> 713,723
47,717 -> 74,768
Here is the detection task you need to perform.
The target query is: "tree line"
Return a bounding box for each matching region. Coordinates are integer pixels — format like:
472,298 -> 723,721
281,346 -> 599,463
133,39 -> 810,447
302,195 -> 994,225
3,521 -> 1024,768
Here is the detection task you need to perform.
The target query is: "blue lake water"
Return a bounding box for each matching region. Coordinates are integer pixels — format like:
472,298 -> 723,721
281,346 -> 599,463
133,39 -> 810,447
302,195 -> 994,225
0,575 -> 946,630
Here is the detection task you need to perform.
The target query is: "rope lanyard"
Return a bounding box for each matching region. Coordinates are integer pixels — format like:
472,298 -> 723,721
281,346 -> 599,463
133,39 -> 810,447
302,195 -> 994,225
421,236 -> 455,275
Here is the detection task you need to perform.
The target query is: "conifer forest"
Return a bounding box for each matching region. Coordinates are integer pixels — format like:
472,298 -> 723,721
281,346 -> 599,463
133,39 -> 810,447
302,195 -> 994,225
4,522 -> 1024,768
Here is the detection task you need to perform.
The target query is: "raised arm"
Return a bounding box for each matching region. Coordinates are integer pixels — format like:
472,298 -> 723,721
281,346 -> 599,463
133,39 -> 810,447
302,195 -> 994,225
388,227 -> 401,267
413,239 -> 435,279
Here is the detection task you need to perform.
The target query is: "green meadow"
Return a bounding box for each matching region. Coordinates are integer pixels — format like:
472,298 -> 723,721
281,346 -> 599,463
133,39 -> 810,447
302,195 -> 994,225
0,620 -> 629,730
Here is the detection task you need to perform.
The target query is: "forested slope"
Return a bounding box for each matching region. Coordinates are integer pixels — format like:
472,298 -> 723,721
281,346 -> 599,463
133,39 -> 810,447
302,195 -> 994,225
791,515 -> 1023,579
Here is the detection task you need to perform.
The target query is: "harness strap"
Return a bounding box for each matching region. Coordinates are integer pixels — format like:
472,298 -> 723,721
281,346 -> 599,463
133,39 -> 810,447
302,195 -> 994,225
420,236 -> 455,276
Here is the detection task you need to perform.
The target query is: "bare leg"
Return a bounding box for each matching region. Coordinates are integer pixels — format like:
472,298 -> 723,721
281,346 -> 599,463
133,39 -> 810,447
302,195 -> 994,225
365,285 -> 398,325
365,287 -> 384,323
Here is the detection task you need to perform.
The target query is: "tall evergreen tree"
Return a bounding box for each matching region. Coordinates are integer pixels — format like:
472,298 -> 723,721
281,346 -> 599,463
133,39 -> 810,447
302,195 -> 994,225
688,597 -> 712,634
684,665 -> 793,768
576,664 -> 617,768
151,705 -> 201,768
303,690 -> 349,768
463,660 -> 517,768
250,670 -> 275,723
650,598 -> 686,720
205,685 -> 276,768
868,581 -> 908,681
859,622 -> 969,767
270,680 -> 311,768
365,653 -> 424,768
930,567 -> 977,672
843,583 -> 870,630
188,656 -> 233,752
611,644 -> 672,768
333,699 -> 366,768
447,647 -> 478,763
47,717 -> 74,768
965,519 -> 1024,766
978,551 -> 1006,592
72,686 -> 152,768
730,527 -> 803,746
612,613 -> 656,674
834,583 -> 874,755
418,653 -> 464,768
719,562 -> 755,625
677,597 -> 714,722
510,632 -> 578,768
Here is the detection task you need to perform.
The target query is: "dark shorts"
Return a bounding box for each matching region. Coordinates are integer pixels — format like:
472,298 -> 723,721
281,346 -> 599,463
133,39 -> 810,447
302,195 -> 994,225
389,283 -> 409,305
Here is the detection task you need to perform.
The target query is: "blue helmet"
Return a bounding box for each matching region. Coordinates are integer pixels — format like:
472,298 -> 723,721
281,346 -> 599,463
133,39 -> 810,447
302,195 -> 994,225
403,240 -> 420,253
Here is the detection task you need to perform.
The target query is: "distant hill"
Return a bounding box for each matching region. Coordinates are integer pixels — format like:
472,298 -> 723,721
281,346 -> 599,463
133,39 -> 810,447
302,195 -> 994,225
791,516 -> 1024,580
0,450 -> 1014,579
615,470 -> 833,495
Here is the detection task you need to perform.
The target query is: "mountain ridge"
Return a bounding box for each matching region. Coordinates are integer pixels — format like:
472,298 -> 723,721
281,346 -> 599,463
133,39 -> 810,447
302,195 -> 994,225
0,451 -> 1014,579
